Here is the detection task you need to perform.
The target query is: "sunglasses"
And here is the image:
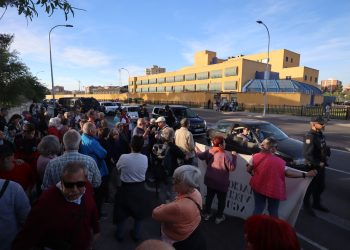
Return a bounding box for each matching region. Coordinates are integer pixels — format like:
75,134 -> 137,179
62,181 -> 86,189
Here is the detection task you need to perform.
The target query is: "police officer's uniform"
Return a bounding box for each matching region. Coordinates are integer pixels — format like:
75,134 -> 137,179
303,116 -> 330,215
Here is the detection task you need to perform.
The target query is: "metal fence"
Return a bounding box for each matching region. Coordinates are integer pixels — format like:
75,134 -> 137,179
242,104 -> 350,120
142,101 -> 350,120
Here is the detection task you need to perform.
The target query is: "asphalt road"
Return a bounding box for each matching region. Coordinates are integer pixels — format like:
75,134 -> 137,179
100,109 -> 350,250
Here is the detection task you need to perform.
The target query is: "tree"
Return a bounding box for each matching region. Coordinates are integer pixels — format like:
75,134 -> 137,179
0,33 -> 48,106
0,0 -> 77,20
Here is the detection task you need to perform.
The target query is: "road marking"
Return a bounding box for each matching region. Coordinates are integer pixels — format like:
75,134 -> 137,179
332,147 -> 350,153
315,211 -> 350,232
326,167 -> 350,175
296,233 -> 329,250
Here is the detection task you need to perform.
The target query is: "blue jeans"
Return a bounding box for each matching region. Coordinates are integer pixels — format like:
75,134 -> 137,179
253,191 -> 280,218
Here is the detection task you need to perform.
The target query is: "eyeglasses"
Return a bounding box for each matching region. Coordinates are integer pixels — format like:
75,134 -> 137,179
62,181 -> 86,189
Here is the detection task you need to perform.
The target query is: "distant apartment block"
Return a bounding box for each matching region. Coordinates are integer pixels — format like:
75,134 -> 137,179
84,85 -> 127,94
146,65 -> 166,75
53,85 -> 65,92
321,78 -> 342,92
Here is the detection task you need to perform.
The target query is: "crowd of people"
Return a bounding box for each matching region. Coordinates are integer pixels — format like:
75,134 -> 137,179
0,102 -> 326,250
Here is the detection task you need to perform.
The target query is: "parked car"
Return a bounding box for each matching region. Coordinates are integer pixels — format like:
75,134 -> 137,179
152,105 -> 207,135
100,101 -> 121,115
57,97 -> 104,113
206,118 -> 305,169
121,105 -> 140,123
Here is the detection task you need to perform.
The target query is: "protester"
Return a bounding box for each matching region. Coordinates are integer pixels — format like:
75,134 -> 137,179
175,118 -> 196,165
4,124 -> 18,145
195,135 -> 237,224
152,127 -> 185,202
36,107 -> 49,137
59,117 -> 69,137
0,107 -> 9,131
115,121 -> 130,146
120,108 -> 132,139
106,128 -> 126,202
138,104 -> 149,118
7,114 -> 22,135
81,122 -> 109,216
0,148 -> 36,194
164,105 -> 175,128
37,135 -> 61,181
47,117 -> 61,140
113,135 -> 150,242
0,143 -> 31,250
14,122 -> 40,174
152,165 -> 206,250
42,129 -> 101,189
155,116 -> 169,141
133,118 -> 151,156
87,109 -> 97,124
244,214 -> 300,250
246,137 -> 317,217
13,161 -> 100,250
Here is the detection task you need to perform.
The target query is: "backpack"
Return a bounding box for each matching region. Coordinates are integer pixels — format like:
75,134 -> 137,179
151,143 -> 172,181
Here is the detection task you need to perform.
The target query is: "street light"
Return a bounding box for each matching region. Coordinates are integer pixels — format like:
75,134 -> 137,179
256,20 -> 270,117
119,67 -> 130,102
119,68 -> 130,85
49,24 -> 73,99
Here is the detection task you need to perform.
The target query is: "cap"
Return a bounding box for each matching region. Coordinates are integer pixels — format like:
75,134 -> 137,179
155,116 -> 166,123
311,115 -> 325,125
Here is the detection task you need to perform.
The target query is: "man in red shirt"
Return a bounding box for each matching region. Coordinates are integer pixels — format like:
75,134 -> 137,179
0,158 -> 35,194
13,161 -> 100,250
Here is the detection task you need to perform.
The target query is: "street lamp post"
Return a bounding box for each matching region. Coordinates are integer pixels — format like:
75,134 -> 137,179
119,67 -> 130,102
256,20 -> 270,117
49,24 -> 73,99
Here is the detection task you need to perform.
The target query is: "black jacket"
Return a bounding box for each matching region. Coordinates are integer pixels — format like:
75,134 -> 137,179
303,129 -> 329,169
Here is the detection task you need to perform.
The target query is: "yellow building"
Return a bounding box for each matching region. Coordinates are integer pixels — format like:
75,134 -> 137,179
242,49 -> 319,85
49,49 -> 322,106
133,50 -> 315,88
130,50 -> 267,96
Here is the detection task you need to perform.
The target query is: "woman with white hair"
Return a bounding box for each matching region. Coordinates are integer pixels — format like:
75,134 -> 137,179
152,165 -> 206,250
37,135 -> 61,181
48,117 -> 61,140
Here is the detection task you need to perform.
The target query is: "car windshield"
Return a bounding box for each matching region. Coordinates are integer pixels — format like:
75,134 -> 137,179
172,108 -> 197,118
254,123 -> 288,140
103,103 -> 113,106
82,98 -> 99,106
216,122 -> 232,132
127,107 -> 139,112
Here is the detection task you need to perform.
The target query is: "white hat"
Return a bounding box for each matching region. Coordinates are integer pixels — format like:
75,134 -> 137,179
155,116 -> 166,123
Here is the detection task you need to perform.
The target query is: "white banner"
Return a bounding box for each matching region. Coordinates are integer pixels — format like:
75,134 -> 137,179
196,143 -> 311,226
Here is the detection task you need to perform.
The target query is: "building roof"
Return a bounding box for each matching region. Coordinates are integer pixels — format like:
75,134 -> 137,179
242,79 -> 322,95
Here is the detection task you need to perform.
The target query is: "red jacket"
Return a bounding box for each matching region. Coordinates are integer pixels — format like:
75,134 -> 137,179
48,126 -> 61,141
12,183 -> 100,250
250,152 -> 286,200
0,161 -> 35,192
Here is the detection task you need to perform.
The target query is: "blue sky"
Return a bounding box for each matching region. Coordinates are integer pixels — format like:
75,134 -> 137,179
1,0 -> 350,90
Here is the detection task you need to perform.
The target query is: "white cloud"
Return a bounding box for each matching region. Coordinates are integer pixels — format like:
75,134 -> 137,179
61,47 -> 112,68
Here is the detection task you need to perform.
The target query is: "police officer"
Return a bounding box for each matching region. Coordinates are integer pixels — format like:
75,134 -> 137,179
303,115 -> 331,216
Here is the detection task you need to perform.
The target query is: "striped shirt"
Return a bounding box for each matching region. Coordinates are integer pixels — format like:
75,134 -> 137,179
42,150 -> 101,190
